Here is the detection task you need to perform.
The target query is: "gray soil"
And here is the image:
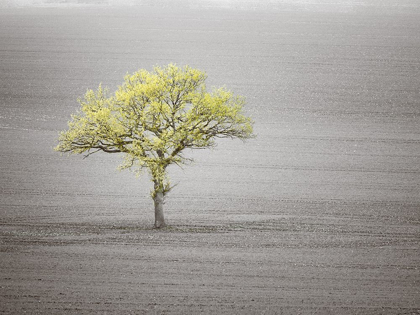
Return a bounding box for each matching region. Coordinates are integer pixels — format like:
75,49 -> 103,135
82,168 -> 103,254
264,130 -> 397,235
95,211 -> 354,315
0,1 -> 419,314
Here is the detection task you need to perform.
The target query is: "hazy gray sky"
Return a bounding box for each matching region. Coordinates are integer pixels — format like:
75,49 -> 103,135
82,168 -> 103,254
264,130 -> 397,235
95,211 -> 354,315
2,0 -> 420,8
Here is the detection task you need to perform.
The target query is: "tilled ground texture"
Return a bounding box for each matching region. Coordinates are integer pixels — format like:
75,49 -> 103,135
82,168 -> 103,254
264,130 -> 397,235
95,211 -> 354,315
1,215 -> 419,314
1,0 -> 420,314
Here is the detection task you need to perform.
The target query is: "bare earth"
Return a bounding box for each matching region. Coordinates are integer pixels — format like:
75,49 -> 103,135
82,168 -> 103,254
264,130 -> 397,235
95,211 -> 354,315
0,1 -> 419,314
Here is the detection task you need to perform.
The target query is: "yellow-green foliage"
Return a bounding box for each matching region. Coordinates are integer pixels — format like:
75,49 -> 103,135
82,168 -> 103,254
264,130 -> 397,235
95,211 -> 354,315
56,64 -> 254,195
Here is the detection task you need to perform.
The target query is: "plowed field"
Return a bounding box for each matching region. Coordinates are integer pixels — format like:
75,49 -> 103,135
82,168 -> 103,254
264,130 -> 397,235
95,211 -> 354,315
1,2 -> 419,314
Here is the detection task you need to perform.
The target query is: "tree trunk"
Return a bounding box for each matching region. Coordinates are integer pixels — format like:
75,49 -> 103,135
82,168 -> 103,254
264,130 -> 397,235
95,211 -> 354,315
153,191 -> 166,228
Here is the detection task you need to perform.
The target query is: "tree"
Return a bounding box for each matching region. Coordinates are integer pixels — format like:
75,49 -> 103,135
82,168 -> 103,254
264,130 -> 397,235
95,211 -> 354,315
55,64 -> 254,228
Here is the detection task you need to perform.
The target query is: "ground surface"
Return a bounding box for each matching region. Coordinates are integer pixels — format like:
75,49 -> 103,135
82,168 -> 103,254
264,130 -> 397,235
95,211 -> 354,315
0,1 -> 419,314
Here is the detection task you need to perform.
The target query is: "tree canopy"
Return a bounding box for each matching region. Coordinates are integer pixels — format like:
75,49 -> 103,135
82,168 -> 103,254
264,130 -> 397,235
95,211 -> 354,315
55,64 -> 254,227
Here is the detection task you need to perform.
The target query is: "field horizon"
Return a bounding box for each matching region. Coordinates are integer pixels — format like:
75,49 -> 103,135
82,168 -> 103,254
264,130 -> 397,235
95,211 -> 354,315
2,0 -> 420,13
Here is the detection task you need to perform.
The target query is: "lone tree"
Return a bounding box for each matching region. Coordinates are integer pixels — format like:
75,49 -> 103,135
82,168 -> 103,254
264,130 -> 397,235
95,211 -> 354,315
55,64 -> 254,228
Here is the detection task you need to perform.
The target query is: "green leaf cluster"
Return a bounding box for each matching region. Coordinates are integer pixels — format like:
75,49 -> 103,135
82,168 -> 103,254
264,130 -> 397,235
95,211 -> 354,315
55,64 -> 254,195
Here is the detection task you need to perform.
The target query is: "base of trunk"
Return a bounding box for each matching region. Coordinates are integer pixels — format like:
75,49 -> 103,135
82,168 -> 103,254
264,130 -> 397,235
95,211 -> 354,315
154,222 -> 167,229
153,191 -> 166,228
